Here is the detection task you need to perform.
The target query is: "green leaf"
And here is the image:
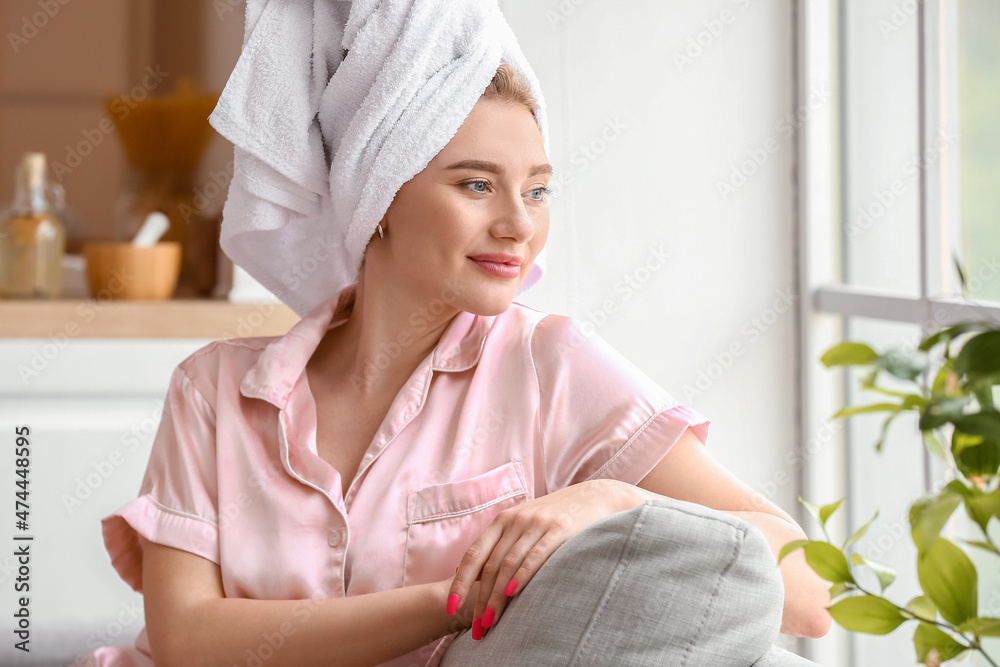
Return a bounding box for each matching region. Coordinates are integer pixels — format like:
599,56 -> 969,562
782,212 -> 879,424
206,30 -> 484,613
901,394 -> 929,409
819,498 -> 845,526
828,595 -> 906,635
922,431 -> 946,460
798,496 -> 843,530
873,348 -> 929,381
874,410 -> 901,453
930,358 -> 955,397
821,342 -> 879,367
974,386 -> 997,412
951,429 -> 1000,479
850,553 -> 896,593
954,331 -> 1000,377
844,509 -> 880,550
916,537 -> 978,626
942,479 -> 974,499
957,617 -> 1000,637
905,595 -> 936,621
802,542 -> 854,584
962,539 -> 1000,556
861,384 -> 915,401
913,622 -> 968,662
778,539 -> 809,563
799,497 -> 823,527
833,402 -> 903,419
859,367 -> 880,388
829,581 -> 851,600
910,490 -> 962,553
918,320 -> 992,352
919,396 -> 971,430
921,431 -> 945,461
954,255 -> 969,294
952,411 -> 1000,441
965,490 -> 1000,535
967,371 -> 1000,396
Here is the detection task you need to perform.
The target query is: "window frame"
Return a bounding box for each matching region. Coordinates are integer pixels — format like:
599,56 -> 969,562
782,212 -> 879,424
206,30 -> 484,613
794,0 -> 999,663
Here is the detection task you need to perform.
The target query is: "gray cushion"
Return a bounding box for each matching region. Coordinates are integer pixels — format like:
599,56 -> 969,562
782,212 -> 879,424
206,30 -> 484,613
753,644 -> 822,666
440,497 -> 805,666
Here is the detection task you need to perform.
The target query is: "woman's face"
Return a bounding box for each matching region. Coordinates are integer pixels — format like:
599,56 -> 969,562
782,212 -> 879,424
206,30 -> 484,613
367,96 -> 551,316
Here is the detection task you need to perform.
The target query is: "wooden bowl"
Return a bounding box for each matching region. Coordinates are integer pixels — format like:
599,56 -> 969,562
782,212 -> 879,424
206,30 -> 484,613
82,242 -> 182,300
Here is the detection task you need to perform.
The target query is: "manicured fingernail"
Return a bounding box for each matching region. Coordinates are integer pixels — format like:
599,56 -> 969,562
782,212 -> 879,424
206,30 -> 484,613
504,579 -> 518,596
446,593 -> 460,615
482,606 -> 494,628
472,616 -> 483,640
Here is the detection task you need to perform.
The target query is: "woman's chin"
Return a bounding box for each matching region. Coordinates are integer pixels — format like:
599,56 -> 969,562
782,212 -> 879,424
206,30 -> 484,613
463,287 -> 519,316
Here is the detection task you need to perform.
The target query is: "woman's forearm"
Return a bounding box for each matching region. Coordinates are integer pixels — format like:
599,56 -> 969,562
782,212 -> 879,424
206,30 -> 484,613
158,582 -> 462,667
613,484 -> 832,639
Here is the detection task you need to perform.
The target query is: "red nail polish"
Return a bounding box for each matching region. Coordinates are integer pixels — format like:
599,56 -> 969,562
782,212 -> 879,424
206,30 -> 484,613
504,579 -> 518,596
446,593 -> 460,615
472,616 -> 483,640
482,606 -> 494,628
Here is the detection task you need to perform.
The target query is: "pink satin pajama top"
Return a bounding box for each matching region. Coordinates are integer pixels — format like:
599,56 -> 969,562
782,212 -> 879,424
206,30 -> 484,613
80,283 -> 711,667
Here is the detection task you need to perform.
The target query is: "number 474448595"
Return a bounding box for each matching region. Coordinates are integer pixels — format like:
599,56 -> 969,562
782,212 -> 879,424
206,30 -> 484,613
15,425 -> 30,531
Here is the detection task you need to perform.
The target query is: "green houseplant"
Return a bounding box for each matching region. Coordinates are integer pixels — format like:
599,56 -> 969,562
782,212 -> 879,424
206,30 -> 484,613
784,269 -> 1000,665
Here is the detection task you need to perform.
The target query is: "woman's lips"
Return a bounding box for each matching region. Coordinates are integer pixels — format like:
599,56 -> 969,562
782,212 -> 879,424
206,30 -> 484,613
469,258 -> 520,279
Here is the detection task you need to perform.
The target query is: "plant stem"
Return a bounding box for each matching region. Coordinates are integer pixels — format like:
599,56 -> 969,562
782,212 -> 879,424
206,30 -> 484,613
970,639 -> 1000,667
933,427 -> 957,478
979,529 -> 1000,556
850,582 -> 956,634
864,384 -> 914,399
848,581 -> 999,665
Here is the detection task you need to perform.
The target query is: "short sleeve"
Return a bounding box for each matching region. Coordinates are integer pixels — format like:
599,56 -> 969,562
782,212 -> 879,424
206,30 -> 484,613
101,363 -> 220,592
530,314 -> 711,492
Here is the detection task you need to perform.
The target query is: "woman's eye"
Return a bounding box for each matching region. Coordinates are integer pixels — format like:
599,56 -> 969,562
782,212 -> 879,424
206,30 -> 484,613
464,180 -> 489,194
463,180 -> 551,201
528,187 -> 553,201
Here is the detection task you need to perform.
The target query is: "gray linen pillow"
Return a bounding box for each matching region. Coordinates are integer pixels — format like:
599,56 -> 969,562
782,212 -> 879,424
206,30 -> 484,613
440,497 -> 796,666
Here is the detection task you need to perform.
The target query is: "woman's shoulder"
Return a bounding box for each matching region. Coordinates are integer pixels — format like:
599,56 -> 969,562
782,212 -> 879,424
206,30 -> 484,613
491,301 -> 567,348
491,302 -> 616,370
500,303 -> 664,394
500,302 -> 599,352
168,334 -> 277,401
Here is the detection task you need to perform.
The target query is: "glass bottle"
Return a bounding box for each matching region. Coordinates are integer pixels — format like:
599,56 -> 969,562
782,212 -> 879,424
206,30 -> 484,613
0,152 -> 66,299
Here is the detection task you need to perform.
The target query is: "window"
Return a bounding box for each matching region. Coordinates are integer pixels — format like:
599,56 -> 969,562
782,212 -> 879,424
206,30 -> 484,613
797,1 -> 1000,664
958,1 -> 1000,304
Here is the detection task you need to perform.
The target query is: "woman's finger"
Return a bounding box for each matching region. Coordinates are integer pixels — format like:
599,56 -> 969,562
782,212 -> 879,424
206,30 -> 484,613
448,525 -> 503,624
446,572 -> 481,626
467,520 -> 520,635
477,527 -> 545,634
485,528 -> 566,631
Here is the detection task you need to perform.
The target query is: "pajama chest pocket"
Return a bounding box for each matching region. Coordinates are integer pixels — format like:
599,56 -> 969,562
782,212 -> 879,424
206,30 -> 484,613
402,460 -> 529,587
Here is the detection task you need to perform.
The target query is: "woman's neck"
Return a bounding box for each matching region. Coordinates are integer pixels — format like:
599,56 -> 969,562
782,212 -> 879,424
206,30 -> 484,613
309,272 -> 461,399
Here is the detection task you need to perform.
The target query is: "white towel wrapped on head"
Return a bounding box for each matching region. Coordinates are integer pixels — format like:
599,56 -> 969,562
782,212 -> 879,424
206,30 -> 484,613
209,0 -> 550,317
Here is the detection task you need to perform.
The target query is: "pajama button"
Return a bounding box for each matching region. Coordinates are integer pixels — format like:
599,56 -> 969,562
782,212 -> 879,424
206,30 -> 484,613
328,529 -> 342,547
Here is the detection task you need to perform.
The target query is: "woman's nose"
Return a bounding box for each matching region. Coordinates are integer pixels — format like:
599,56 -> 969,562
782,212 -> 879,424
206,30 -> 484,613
492,192 -> 537,243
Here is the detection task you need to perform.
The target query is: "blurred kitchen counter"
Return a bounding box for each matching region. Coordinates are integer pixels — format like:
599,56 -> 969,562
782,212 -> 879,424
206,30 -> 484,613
0,298 -> 300,338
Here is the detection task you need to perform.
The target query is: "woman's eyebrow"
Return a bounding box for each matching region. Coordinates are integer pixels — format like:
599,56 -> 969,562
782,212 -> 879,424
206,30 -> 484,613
444,159 -> 553,177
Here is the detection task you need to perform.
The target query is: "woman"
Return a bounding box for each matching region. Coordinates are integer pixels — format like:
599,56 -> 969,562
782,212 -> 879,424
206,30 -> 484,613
78,62 -> 830,667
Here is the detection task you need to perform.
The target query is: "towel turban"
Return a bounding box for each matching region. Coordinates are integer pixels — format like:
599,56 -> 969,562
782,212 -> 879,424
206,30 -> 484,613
208,0 -> 551,317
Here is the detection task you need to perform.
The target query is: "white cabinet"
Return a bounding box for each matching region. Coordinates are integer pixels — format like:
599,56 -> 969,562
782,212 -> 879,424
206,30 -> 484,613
0,339 -> 211,665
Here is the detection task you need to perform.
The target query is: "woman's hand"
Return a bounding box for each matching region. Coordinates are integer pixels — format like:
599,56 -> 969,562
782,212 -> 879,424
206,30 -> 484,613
444,478 -> 628,638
